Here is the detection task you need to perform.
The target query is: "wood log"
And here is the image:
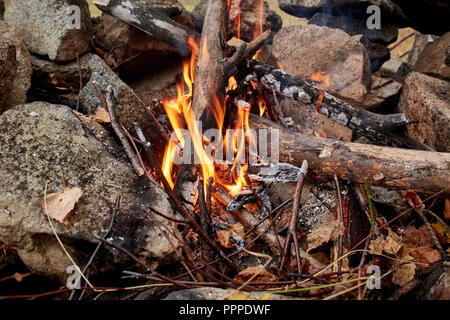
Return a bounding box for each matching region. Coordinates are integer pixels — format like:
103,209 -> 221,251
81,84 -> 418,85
94,0 -> 198,56
249,115 -> 450,197
191,0 -> 228,130
245,60 -> 416,148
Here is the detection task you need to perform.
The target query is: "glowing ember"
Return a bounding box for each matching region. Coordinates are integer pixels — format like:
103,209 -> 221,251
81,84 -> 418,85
310,71 -> 329,113
315,128 -> 328,139
310,71 -> 330,89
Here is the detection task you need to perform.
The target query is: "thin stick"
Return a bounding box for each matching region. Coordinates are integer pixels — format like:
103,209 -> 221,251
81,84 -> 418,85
76,52 -> 82,111
70,195 -> 121,300
416,209 -> 447,261
43,182 -> 95,290
334,174 -> 344,282
134,122 -> 240,273
280,160 -> 308,272
93,82 -> 144,176
251,189 -> 284,258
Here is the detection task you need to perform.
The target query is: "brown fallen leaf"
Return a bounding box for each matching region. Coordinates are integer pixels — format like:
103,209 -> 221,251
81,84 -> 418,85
234,265 -> 277,284
445,199 -> 450,221
369,229 -> 403,256
94,108 -> 111,123
229,223 -> 245,238
306,220 -> 345,253
402,225 -> 434,248
403,190 -> 425,211
41,187 -> 83,227
407,246 -> 441,265
216,229 -> 234,249
392,250 -> 416,286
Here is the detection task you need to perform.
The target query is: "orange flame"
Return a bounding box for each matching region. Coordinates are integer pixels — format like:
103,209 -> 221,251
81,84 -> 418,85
310,71 -> 330,89
310,71 -> 329,113
315,128 -> 328,139
162,36 -> 254,197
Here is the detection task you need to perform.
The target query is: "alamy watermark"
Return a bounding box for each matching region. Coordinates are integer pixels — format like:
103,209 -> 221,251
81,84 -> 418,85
166,126 -> 280,166
67,5 -> 81,30
367,5 -> 381,30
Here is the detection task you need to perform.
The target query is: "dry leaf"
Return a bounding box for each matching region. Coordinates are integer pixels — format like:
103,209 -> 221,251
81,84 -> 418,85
216,230 -> 234,248
306,220 -> 345,253
234,265 -> 277,284
230,223 -> 245,238
445,199 -> 450,221
41,187 -> 83,227
402,225 -> 434,248
407,247 -> 441,265
369,229 -> 403,256
432,222 -> 450,243
259,293 -> 272,300
94,108 -> 111,123
403,190 -> 425,211
392,253 -> 416,286
224,291 -> 249,300
11,272 -> 32,282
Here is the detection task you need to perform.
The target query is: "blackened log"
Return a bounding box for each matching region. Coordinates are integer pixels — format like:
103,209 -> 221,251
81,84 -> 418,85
246,60 -> 412,147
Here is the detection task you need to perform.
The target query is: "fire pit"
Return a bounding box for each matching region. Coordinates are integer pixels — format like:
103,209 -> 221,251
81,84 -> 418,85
0,0 -> 449,302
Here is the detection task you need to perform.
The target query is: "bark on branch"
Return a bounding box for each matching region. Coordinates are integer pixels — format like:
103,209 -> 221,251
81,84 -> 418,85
249,115 -> 450,197
245,60 -> 412,148
191,0 -> 229,130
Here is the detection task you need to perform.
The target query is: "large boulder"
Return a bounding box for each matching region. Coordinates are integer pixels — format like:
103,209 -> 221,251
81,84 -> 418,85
0,102 -> 182,280
278,0 -> 408,24
279,0 -> 449,36
391,0 -> 450,36
31,53 -> 93,91
80,54 -> 168,162
273,25 -> 372,105
0,21 -> 32,114
6,0 -> 92,62
308,12 -> 398,45
398,72 -> 450,152
414,32 -> 450,81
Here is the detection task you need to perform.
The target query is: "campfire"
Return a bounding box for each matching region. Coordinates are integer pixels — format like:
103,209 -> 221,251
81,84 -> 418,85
0,0 -> 449,302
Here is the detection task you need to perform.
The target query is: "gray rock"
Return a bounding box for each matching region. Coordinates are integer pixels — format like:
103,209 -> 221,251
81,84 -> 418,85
377,56 -> 412,82
398,72 -> 450,152
273,25 -> 372,105
31,53 -> 93,90
361,76 -> 402,111
364,41 -> 390,73
392,0 -> 450,36
0,21 -> 32,114
0,102 -> 182,280
278,0 -> 326,18
161,287 -> 304,300
308,13 -> 398,45
79,54 -> 168,162
414,32 -> 450,81
279,0 -> 408,24
6,0 -> 92,62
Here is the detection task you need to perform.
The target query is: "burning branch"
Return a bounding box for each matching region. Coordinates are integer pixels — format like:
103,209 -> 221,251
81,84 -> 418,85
133,122 -> 241,273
